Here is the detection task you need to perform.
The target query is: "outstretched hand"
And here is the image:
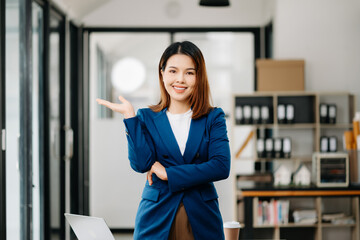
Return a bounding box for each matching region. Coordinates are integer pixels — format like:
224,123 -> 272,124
96,96 -> 135,119
147,162 -> 168,186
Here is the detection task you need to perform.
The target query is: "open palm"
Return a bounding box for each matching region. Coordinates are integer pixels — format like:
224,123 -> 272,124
96,96 -> 135,119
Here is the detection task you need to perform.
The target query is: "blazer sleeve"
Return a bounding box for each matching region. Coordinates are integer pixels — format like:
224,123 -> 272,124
123,109 -> 156,173
166,108 -> 231,193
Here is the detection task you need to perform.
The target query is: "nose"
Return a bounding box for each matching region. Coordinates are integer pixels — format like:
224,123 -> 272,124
175,72 -> 185,83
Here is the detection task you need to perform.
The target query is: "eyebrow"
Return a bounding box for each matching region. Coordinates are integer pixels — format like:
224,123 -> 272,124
168,66 -> 196,71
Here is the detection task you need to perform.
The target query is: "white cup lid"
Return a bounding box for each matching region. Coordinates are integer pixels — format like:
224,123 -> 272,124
223,221 -> 241,228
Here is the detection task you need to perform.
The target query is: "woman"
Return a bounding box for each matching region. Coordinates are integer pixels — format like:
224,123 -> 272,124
97,41 -> 231,240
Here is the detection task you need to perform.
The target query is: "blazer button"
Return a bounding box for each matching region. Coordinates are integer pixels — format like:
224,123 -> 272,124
195,153 -> 200,159
162,154 -> 169,159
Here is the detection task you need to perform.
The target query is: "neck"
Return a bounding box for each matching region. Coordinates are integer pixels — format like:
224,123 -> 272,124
168,101 -> 191,114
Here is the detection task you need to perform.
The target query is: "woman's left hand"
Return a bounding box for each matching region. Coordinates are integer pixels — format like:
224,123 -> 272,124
147,161 -> 168,186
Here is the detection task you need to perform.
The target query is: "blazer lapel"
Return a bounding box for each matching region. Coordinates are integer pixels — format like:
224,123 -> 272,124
183,115 -> 206,164
154,109 -> 183,161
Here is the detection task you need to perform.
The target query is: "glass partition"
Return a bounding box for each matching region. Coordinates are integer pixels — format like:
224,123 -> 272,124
89,32 -> 170,228
6,1 -> 45,239
32,2 -> 44,239
5,0 -> 21,238
48,10 -> 64,240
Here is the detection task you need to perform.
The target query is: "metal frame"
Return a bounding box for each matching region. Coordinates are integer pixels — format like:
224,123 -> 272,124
42,2 -> 50,239
265,22 -> 273,58
59,9 -> 66,240
69,22 -> 87,216
19,0 -> 33,239
0,0 -> 6,238
82,29 -> 90,216
43,6 -> 67,239
31,1 -> 46,239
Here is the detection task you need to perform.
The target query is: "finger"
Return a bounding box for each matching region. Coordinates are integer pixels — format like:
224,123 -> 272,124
146,172 -> 150,184
96,98 -> 105,104
118,96 -> 128,104
96,98 -> 112,107
147,171 -> 153,186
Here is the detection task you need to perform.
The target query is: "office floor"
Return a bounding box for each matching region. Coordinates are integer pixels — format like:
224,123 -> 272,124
114,233 -> 133,240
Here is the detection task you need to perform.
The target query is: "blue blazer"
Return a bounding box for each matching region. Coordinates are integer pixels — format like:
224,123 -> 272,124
123,107 -> 231,240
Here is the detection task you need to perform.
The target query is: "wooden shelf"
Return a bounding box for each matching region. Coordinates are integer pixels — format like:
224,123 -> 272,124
235,123 -> 317,128
276,123 -> 316,129
319,123 -> 353,129
233,156 -> 312,162
235,123 -> 352,129
322,223 -> 356,228
255,156 -> 312,162
241,189 -> 360,197
254,223 -> 317,228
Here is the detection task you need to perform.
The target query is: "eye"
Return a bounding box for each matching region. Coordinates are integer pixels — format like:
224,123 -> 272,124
169,69 -> 176,74
186,71 -> 195,75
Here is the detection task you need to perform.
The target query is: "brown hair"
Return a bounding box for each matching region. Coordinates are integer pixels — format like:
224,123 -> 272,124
149,41 -> 213,119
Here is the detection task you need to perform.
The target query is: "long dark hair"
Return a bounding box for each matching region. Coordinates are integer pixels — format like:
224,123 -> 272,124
149,41 -> 212,119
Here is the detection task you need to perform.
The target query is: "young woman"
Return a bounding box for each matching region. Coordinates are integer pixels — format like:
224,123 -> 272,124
97,41 -> 231,240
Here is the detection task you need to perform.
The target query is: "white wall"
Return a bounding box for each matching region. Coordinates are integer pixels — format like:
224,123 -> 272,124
273,0 -> 360,110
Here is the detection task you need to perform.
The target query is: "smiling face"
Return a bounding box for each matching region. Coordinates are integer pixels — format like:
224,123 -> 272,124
161,54 -> 196,111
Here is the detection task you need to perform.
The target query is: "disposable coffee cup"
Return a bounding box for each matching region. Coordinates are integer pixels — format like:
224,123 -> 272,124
223,221 -> 241,240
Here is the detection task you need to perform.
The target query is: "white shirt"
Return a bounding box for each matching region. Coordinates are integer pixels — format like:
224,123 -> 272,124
166,109 -> 193,155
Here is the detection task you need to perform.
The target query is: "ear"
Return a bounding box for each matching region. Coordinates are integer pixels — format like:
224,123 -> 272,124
160,69 -> 164,80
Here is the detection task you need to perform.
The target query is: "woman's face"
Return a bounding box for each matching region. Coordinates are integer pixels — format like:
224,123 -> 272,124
161,54 -> 196,107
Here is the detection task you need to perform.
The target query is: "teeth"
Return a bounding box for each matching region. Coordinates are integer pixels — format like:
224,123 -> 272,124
174,86 -> 186,90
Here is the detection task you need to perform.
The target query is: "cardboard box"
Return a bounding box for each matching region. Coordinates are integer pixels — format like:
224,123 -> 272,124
256,59 -> 305,92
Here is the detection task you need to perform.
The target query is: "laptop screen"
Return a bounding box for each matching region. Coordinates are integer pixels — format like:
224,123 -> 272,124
65,213 -> 115,240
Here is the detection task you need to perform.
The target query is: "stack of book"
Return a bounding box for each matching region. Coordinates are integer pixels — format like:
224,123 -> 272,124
292,209 -> 317,224
322,213 -> 355,225
256,199 -> 289,225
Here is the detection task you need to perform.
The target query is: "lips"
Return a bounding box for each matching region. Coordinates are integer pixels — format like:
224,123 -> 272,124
172,85 -> 187,93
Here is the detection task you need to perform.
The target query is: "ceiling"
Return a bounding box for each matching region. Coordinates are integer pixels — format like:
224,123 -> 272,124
52,0 -> 274,27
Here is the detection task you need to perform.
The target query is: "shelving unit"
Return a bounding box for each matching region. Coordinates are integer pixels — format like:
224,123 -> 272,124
231,91 -> 357,240
240,188 -> 360,240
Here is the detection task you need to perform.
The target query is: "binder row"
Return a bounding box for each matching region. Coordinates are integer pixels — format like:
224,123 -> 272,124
320,136 -> 338,152
235,105 -> 271,125
319,103 -> 337,124
256,199 -> 290,226
235,104 -> 297,125
277,104 -> 295,124
257,137 -> 292,159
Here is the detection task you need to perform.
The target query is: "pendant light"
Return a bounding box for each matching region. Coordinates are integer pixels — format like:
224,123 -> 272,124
199,0 -> 230,7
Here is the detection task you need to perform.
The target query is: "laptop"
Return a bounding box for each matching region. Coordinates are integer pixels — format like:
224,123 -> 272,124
64,213 -> 115,240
